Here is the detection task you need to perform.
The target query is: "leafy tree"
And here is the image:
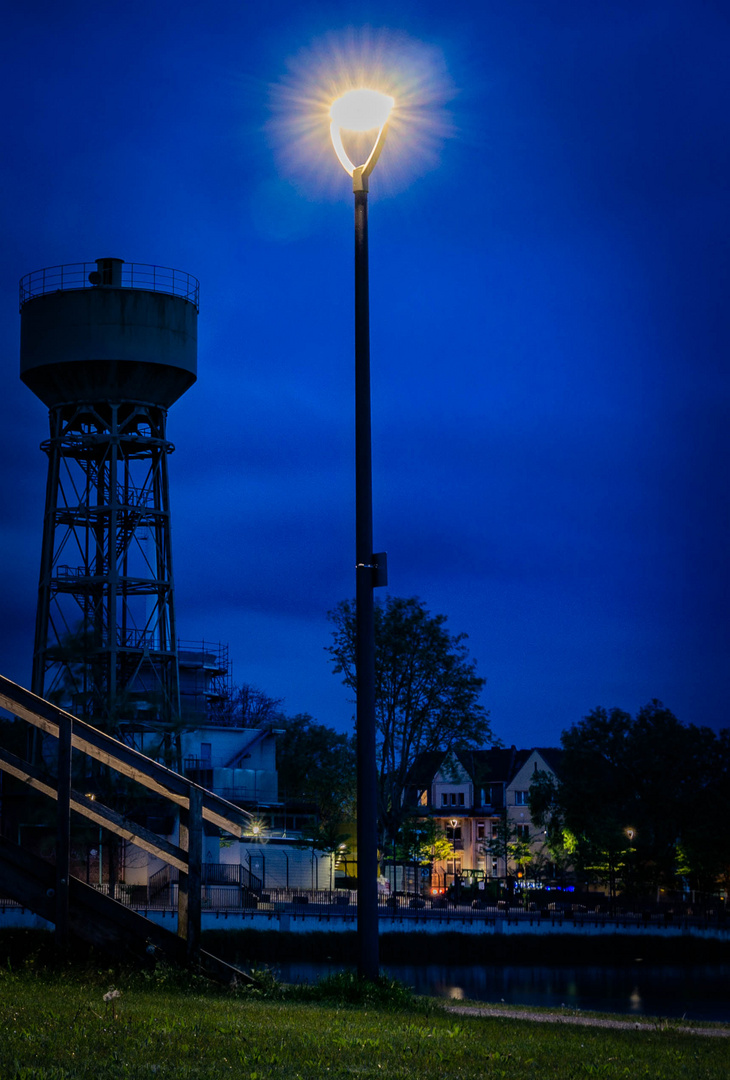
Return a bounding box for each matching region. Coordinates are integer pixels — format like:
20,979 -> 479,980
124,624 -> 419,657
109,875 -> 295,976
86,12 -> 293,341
394,815 -> 452,866
679,727 -> 730,894
483,813 -> 533,892
528,771 -> 574,884
272,713 -> 356,834
554,701 -> 730,899
327,595 -> 491,847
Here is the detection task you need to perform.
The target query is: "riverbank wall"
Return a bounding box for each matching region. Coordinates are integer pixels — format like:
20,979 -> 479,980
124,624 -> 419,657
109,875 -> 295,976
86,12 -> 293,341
3,902 -> 728,939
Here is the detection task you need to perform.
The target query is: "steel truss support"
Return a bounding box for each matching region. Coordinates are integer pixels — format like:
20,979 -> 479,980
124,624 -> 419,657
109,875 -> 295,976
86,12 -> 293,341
31,401 -> 181,738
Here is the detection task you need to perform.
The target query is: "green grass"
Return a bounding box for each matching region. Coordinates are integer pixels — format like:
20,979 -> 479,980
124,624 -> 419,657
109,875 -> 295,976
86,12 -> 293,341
1,959 -> 728,1080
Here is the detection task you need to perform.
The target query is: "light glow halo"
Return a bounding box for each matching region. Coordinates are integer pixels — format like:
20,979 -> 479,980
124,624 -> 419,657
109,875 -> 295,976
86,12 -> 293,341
269,28 -> 456,198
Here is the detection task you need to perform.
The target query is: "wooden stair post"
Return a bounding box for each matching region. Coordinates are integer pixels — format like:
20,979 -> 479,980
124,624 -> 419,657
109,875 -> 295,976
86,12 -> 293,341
178,784 -> 203,963
55,712 -> 72,948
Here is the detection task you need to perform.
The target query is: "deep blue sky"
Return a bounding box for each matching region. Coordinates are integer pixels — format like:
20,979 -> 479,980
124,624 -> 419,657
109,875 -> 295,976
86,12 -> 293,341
1,1 -> 727,747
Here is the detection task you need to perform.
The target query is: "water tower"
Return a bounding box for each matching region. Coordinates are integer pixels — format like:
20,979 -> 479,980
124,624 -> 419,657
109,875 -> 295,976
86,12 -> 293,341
19,257 -> 198,740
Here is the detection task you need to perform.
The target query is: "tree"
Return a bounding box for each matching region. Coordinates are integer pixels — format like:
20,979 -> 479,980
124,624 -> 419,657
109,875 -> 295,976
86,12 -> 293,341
483,813 -> 533,893
553,701 -> 730,899
528,771 -> 574,885
327,595 -> 492,847
272,713 -> 356,834
219,684 -> 284,728
395,815 -> 452,866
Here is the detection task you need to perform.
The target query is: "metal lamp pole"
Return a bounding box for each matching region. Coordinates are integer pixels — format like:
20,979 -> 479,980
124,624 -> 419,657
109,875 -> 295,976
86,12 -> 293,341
330,91 -> 393,981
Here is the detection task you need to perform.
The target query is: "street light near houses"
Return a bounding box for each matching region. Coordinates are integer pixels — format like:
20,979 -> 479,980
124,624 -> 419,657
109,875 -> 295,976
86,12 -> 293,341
330,87 -> 394,982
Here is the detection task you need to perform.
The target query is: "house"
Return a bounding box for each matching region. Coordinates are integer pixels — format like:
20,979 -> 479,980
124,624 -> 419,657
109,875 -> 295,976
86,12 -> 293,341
405,746 -> 564,889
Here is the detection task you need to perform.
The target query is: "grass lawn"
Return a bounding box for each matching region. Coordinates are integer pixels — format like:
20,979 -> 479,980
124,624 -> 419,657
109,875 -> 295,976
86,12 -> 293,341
1,957 -> 728,1080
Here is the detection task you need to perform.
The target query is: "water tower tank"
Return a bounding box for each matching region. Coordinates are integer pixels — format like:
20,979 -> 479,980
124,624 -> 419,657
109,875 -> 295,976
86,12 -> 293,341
19,258 -> 199,740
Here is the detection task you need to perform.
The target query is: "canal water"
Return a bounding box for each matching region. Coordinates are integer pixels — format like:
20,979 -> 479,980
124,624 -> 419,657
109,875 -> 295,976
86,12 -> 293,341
274,961 -> 730,1024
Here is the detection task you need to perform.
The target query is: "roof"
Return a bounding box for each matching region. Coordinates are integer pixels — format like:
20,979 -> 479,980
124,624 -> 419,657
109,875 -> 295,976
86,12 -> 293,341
224,728 -> 275,769
532,747 -> 564,775
406,749 -> 448,788
407,745 -> 562,789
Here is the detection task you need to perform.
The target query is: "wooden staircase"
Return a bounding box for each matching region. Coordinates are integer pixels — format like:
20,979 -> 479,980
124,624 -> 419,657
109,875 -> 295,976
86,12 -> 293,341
0,675 -> 253,984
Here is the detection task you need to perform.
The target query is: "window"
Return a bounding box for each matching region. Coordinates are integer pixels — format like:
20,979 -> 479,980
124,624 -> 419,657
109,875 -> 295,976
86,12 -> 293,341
442,793 -> 448,807
477,822 -> 485,840
514,790 -> 528,805
450,792 -> 457,805
491,824 -> 499,839
458,792 -> 465,806
516,824 -> 530,840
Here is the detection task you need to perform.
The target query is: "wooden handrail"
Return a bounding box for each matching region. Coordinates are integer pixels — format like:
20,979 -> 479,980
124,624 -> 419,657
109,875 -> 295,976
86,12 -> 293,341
0,673 -> 253,959
0,676 -> 252,834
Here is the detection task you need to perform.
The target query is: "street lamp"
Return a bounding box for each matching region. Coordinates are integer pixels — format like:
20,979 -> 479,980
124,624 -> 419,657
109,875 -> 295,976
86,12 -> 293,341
330,87 -> 394,982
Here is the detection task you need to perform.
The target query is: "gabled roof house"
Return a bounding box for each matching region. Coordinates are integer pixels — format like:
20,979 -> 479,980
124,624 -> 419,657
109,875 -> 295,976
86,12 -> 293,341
405,746 -> 563,887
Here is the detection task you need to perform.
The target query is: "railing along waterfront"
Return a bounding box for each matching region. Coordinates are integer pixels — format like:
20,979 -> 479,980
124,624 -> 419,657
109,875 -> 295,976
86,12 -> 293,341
2,890 -> 725,931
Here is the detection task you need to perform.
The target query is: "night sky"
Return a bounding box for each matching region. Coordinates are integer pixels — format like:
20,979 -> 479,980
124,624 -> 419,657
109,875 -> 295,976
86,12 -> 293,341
1,1 -> 727,748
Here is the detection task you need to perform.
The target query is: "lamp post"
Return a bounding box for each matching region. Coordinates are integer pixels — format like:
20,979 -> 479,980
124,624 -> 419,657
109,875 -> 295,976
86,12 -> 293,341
330,88 -> 394,982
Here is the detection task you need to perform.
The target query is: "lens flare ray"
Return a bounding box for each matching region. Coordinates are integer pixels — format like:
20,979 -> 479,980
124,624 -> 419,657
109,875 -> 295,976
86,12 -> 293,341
269,28 -> 456,198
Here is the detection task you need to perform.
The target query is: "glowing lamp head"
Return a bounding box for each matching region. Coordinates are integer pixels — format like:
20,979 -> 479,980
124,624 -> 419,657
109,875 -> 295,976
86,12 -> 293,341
329,88 -> 395,192
330,88 -> 394,132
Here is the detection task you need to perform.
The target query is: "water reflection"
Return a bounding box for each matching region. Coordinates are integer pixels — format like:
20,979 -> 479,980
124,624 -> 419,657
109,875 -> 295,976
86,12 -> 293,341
275,961 -> 730,1023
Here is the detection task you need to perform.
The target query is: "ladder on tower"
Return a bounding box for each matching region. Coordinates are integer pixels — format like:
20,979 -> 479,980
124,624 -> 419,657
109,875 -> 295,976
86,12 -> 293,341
0,675 -> 253,984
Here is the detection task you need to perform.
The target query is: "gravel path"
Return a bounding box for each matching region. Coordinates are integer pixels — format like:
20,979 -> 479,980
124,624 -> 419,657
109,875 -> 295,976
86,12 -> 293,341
446,1004 -> 730,1039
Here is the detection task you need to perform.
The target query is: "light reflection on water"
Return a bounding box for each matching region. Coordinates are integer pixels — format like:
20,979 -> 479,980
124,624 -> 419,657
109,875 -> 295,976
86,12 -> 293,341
274,961 -> 730,1023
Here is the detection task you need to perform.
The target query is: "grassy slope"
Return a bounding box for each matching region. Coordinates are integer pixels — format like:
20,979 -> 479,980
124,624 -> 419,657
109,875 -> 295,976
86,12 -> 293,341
1,964 -> 728,1080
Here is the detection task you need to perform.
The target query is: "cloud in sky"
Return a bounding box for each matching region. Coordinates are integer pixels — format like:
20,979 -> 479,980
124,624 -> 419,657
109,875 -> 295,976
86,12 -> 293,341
0,0 -> 727,748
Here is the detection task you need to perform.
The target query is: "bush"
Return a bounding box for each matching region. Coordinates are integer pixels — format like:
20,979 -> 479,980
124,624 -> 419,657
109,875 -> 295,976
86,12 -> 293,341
302,970 -> 426,1010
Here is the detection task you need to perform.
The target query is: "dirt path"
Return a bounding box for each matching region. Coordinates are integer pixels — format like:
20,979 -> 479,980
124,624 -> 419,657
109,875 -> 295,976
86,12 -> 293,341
446,1004 -> 730,1039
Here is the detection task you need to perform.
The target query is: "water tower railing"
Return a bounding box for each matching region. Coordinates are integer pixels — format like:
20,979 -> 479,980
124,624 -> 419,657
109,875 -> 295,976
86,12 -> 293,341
19,262 -> 200,311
